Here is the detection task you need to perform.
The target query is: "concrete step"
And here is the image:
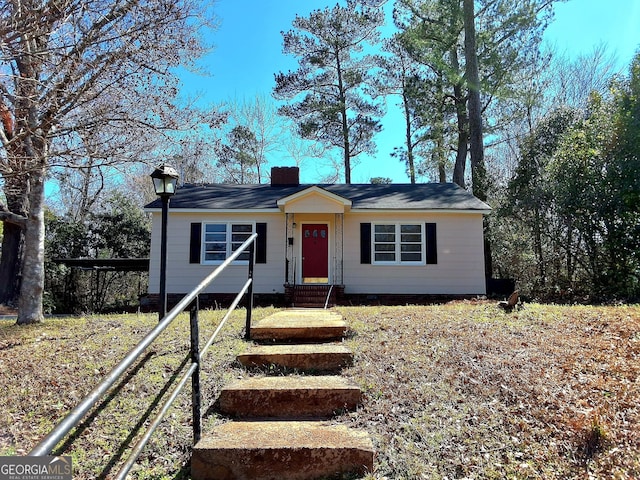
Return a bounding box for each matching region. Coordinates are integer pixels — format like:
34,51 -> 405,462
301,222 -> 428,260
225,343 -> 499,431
192,421 -> 375,480
219,375 -> 361,418
291,292 -> 335,307
237,343 -> 353,372
250,309 -> 347,342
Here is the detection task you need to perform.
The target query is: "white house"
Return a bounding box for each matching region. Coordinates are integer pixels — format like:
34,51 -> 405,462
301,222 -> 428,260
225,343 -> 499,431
146,167 -> 491,306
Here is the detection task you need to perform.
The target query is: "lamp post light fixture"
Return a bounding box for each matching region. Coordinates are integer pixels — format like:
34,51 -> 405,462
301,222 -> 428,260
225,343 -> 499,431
151,164 -> 179,321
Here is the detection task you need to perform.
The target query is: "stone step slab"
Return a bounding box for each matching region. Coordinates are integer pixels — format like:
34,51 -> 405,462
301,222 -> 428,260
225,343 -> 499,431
250,309 -> 347,342
237,343 -> 353,371
191,421 -> 375,480
219,375 -> 361,418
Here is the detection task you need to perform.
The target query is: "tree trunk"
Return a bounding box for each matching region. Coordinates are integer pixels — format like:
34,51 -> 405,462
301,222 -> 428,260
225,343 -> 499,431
338,87 -> 351,184
533,206 -> 545,285
463,0 -> 486,201
450,47 -> 468,188
17,170 -> 46,325
343,112 -> 351,184
452,80 -> 468,188
463,0 -> 492,279
0,223 -> 23,305
336,55 -> 351,184
402,88 -> 416,184
0,111 -> 28,307
434,75 -> 447,183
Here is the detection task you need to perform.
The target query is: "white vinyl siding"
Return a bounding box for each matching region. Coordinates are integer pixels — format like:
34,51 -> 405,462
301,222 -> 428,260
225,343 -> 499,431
149,212 -> 285,294
149,209 -> 486,296
344,212 -> 486,295
203,223 -> 252,264
373,223 -> 424,264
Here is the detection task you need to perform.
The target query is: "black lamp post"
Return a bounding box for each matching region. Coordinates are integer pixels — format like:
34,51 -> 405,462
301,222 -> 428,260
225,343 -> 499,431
151,164 -> 179,321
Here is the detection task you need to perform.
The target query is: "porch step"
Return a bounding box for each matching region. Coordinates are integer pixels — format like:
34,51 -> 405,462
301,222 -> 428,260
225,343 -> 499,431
192,308 -> 374,480
293,302 -> 330,308
191,421 -> 375,480
219,375 -> 361,418
237,343 -> 353,372
292,291 -> 333,308
250,309 -> 347,342
285,284 -> 342,308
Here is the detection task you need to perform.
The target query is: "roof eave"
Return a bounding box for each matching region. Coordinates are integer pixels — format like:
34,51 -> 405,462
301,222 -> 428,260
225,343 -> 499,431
144,207 -> 282,214
145,207 -> 491,215
350,208 -> 492,214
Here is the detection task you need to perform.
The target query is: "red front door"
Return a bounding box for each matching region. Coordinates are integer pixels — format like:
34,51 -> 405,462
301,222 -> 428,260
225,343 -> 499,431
302,224 -> 329,282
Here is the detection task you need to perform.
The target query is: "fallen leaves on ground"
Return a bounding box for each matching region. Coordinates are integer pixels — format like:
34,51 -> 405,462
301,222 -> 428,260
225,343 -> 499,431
338,302 -> 640,479
0,303 -> 638,479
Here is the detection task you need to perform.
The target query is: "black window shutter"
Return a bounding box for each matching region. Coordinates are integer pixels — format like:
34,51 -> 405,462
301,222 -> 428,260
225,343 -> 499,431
255,223 -> 267,264
189,223 -> 202,264
360,223 -> 371,264
426,223 -> 437,264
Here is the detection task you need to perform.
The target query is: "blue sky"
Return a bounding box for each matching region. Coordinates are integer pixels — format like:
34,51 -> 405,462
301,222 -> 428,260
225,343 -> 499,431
180,0 -> 640,183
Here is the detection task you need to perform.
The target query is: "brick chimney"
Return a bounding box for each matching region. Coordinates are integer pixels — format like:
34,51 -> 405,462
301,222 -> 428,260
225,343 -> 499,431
270,166 -> 300,186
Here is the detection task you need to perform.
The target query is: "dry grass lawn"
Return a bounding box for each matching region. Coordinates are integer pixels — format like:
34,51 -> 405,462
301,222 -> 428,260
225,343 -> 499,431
0,302 -> 638,479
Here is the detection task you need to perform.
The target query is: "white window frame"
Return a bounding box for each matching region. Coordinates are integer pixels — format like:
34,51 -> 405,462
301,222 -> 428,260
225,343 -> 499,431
201,222 -> 255,265
372,222 -> 425,265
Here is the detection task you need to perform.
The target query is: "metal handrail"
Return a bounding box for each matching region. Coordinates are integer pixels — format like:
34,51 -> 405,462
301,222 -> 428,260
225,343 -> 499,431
29,233 -> 258,478
324,284 -> 334,309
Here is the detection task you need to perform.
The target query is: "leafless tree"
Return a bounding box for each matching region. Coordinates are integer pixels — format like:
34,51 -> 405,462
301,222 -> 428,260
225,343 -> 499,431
0,0 -> 215,324
546,43 -> 620,110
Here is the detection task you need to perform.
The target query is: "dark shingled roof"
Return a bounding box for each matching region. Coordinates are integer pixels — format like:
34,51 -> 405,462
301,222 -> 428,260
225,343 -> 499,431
145,182 -> 490,211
